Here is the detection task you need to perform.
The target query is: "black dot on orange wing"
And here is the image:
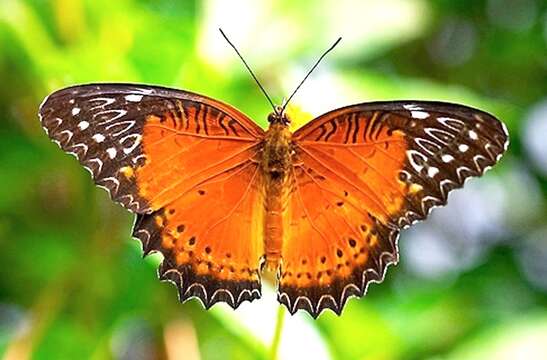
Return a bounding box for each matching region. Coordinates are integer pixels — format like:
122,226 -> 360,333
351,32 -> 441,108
320,256 -> 327,264
205,246 -> 212,254
177,224 -> 185,233
348,238 -> 357,247
188,236 -> 196,246
336,249 -> 343,258
398,169 -> 410,182
198,189 -> 206,195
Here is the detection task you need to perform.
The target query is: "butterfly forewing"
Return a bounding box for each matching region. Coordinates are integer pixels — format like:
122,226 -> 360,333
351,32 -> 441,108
279,101 -> 508,317
39,83 -> 266,309
39,84 -> 264,212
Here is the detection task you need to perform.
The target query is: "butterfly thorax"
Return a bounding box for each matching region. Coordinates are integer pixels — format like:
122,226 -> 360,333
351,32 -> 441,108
261,121 -> 293,176
262,119 -> 294,271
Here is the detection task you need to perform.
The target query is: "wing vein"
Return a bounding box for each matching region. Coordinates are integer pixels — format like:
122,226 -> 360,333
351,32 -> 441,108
298,166 -> 364,242
147,144 -> 260,206
201,163 -> 260,239
297,139 -> 406,148
290,166 -> 331,245
296,145 -> 393,221
146,124 -> 258,142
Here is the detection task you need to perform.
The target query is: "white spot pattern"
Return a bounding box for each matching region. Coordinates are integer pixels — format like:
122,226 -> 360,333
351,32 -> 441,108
78,121 -> 89,130
106,147 -> 117,159
411,111 -> 429,119
427,166 -> 439,177
92,134 -> 105,143
442,154 -> 455,163
125,94 -> 143,102
469,130 -> 478,140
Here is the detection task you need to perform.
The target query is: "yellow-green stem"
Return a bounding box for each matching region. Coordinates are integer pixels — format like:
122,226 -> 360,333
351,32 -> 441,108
269,305 -> 286,360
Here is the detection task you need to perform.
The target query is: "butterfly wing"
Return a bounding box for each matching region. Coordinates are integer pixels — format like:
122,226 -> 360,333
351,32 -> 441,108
279,101 -> 509,317
40,84 -> 266,308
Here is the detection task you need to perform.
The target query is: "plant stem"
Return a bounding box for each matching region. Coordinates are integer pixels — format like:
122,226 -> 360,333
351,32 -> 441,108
269,305 -> 286,360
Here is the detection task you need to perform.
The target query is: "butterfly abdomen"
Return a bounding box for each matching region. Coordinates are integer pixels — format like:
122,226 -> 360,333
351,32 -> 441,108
262,123 -> 294,271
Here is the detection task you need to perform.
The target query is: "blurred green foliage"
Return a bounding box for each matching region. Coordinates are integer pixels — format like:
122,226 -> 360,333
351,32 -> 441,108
0,0 -> 546,359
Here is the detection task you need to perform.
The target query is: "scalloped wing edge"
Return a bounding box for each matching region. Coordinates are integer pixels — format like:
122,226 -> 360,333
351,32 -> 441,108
131,213 -> 262,310
277,226 -> 399,318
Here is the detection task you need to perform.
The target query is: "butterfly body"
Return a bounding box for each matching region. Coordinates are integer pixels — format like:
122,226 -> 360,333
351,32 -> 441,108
261,118 -> 294,271
39,83 -> 508,318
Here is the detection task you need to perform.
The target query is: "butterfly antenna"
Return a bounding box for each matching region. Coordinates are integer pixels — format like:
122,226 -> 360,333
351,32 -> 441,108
219,28 -> 276,112
281,37 -> 342,114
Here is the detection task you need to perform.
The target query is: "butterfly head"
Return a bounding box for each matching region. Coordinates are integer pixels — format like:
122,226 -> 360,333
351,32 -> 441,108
267,105 -> 291,126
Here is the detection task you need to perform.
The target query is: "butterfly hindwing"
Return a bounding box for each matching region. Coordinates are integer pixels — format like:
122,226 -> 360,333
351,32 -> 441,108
40,83 -> 266,308
278,101 -> 508,317
133,159 -> 264,308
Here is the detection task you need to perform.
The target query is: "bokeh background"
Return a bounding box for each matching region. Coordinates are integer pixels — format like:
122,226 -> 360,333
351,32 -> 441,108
1,0 -> 547,359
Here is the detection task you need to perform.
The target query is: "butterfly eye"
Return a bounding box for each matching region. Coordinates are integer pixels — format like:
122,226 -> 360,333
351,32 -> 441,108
282,114 -> 291,125
267,113 -> 276,123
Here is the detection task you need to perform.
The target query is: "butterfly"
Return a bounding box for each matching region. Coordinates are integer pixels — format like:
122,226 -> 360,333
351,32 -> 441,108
39,82 -> 508,317
38,32 -> 508,318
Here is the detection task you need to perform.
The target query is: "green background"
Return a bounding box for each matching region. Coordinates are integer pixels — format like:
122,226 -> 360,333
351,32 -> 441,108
1,0 -> 546,359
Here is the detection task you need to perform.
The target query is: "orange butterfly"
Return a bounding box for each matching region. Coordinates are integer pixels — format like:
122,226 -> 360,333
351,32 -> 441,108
39,35 -> 508,318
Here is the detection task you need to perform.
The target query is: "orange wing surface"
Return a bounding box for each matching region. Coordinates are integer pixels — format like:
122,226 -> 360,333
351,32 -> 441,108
280,101 -> 508,317
40,84 -> 266,308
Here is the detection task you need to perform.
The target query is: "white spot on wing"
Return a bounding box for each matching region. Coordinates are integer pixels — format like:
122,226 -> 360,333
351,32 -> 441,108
92,134 -> 105,143
78,121 -> 89,130
427,166 -> 439,177
411,111 -> 429,119
469,130 -> 478,140
72,107 -> 81,115
459,144 -> 469,152
106,147 -> 117,159
125,94 -> 143,102
442,154 -> 455,163
403,104 -> 423,111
